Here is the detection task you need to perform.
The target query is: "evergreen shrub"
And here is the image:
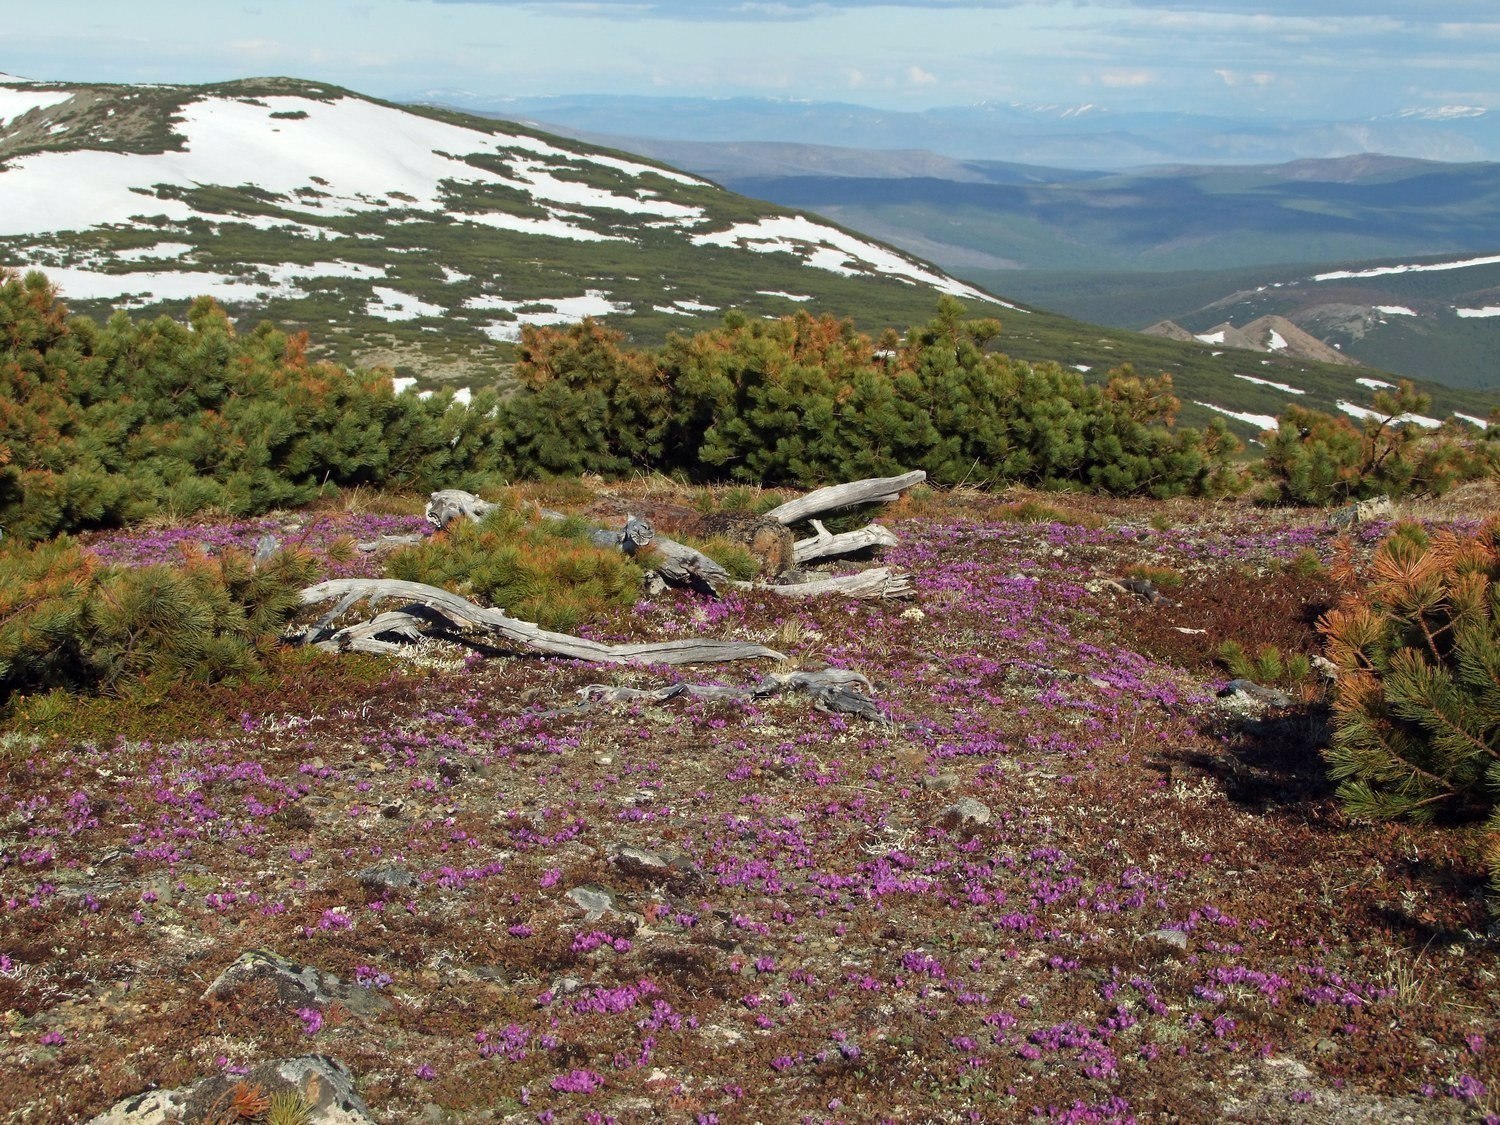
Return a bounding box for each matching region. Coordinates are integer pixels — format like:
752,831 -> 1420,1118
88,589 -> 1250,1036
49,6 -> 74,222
0,271 -> 507,541
0,537 -> 317,700
386,498 -> 644,632
1317,519 -> 1500,896
1259,383 -> 1495,505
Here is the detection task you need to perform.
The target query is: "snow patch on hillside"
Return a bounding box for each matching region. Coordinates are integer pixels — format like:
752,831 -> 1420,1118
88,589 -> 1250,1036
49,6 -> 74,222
1356,377 -> 1396,391
0,94 -> 708,238
459,210 -> 625,242
368,287 -> 444,321
30,260 -> 385,306
1456,305 -> 1500,318
1233,373 -> 1304,395
1266,329 -> 1287,351
1456,413 -> 1491,428
113,242 -> 195,262
0,87 -> 72,126
1374,305 -> 1416,316
1194,330 -> 1226,344
691,215 -> 1008,305
468,291 -> 630,340
1193,402 -> 1277,431
757,291 -> 812,302
1337,400 -> 1442,428
1313,254 -> 1500,281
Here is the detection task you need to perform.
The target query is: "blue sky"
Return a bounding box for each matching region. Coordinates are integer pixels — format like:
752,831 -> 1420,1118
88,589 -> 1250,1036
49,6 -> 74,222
7,1 -> 1500,119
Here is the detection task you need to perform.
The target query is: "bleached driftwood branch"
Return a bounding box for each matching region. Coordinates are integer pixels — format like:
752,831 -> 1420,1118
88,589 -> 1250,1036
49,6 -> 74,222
299,578 -> 782,665
730,566 -> 912,600
793,519 -> 899,565
763,470 -> 926,526
577,668 -> 886,722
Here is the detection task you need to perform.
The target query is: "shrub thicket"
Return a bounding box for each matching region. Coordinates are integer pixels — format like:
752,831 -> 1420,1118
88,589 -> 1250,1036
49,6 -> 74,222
500,299 -> 1241,497
1259,382 -> 1495,505
0,271 -> 506,541
1318,520 -> 1500,896
0,537 -> 317,700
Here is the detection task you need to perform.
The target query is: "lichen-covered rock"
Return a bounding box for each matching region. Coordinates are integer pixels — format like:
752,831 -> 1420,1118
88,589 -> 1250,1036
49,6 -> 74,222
203,949 -> 389,1017
87,1056 -> 373,1125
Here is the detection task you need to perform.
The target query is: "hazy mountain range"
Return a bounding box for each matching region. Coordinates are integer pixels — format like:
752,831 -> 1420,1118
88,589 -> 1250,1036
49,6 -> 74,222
420,92 -> 1500,171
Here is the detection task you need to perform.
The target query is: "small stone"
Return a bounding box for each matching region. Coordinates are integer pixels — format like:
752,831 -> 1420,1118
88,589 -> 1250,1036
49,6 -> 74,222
921,772 -> 961,793
357,864 -> 416,894
937,797 -> 992,832
1144,928 -> 1189,952
565,884 -> 617,917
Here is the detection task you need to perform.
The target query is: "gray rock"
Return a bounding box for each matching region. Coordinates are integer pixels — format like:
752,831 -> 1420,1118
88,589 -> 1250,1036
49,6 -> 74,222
88,1055 -> 373,1125
937,797 -> 992,833
203,949 -> 388,1017
357,863 -> 416,894
1218,679 -> 1293,708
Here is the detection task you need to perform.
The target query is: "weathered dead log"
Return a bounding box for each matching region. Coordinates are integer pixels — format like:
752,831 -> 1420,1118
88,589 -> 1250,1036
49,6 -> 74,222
299,578 -> 782,665
793,519 -> 899,565
731,566 -> 913,601
577,668 -> 886,722
763,470 -> 926,526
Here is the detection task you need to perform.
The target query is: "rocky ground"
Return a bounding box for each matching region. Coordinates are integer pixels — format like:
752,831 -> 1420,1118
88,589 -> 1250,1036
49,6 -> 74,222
2,482 -> 1497,1124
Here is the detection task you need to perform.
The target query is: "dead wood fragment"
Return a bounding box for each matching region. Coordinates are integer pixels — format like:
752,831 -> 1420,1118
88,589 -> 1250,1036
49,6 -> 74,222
793,520 -> 899,565
763,470 -> 926,526
576,667 -> 887,722
298,578 -> 782,665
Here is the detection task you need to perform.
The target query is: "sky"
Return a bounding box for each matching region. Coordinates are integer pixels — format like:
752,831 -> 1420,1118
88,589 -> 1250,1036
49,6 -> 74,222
6,1 -> 1500,120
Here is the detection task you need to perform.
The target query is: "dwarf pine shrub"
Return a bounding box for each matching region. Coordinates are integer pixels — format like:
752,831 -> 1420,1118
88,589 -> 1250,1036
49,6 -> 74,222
387,498 -> 644,632
0,537 -> 317,699
1259,384 -> 1495,506
1317,519 -> 1500,896
0,272 -> 507,541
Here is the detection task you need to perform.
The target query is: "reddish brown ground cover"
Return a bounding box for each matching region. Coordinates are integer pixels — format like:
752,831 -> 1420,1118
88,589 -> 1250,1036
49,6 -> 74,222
2,485 -> 1497,1123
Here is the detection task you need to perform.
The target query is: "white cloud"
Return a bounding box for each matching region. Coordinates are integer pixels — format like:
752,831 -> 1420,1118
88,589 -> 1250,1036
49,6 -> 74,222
906,66 -> 937,87
1215,69 -> 1276,87
1097,69 -> 1155,88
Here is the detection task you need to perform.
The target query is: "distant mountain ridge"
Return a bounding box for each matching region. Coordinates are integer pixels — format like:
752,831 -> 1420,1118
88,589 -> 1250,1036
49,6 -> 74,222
0,72 -> 999,381
1145,315 -> 1355,367
418,91 -> 1500,170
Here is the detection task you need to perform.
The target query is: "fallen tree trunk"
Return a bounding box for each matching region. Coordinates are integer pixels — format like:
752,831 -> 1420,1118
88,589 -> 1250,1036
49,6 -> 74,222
730,566 -> 913,600
299,578 -> 782,665
577,668 -> 887,722
793,519 -> 899,565
763,470 -> 926,526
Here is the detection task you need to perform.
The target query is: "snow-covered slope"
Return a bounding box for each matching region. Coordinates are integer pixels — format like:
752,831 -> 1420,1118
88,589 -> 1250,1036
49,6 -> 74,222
0,75 -> 1000,374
